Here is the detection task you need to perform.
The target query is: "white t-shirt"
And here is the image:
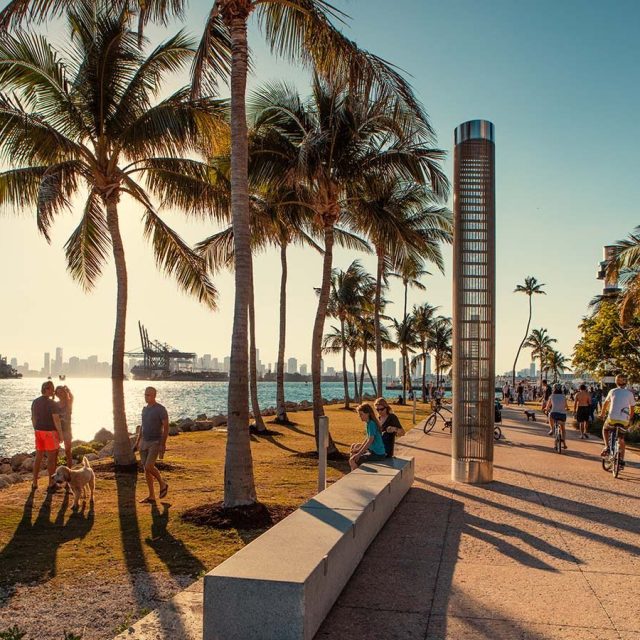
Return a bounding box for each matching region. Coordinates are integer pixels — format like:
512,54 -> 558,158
548,393 -> 567,414
605,387 -> 636,423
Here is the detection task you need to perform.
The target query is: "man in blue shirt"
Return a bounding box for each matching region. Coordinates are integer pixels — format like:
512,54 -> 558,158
134,387 -> 169,504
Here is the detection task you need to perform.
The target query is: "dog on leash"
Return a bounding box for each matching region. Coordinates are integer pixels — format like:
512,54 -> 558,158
53,456 -> 95,509
524,410 -> 536,422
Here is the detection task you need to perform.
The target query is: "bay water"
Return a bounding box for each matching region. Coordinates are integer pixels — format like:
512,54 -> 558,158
0,378 -> 378,456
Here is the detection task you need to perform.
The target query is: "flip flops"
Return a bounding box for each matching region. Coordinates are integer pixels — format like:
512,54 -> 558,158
159,483 -> 169,499
139,496 -> 155,504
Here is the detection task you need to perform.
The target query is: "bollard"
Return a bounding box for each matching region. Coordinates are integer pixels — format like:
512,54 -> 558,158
318,415 -> 328,493
413,394 -> 417,424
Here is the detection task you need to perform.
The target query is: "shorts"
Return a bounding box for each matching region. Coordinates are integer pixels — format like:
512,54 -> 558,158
550,412 -> 566,423
576,406 -> 591,422
355,451 -> 387,466
605,419 -> 629,429
139,440 -> 161,468
35,430 -> 60,452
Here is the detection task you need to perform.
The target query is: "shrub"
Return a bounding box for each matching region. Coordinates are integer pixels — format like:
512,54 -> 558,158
0,626 -> 26,640
71,444 -> 99,460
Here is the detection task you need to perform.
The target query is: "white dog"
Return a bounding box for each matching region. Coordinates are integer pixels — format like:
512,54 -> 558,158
53,456 -> 95,509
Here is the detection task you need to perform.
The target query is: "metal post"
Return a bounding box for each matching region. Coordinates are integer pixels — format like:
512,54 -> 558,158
318,416 -> 328,493
452,119 -> 495,484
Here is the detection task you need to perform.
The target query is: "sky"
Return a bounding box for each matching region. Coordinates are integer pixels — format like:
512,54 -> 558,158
1,0 -> 639,375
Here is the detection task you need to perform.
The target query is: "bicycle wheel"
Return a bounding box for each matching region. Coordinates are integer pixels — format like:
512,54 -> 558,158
494,426 -> 502,440
423,413 -> 437,434
555,431 -> 562,454
613,451 -> 620,478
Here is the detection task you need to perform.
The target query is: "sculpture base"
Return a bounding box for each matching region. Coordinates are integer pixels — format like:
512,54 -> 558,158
452,458 -> 493,484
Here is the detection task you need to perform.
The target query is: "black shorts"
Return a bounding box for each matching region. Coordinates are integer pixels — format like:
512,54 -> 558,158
576,406 -> 590,422
550,412 -> 566,423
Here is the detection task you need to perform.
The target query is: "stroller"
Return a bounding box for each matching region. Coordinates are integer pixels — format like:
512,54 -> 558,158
495,399 -> 503,423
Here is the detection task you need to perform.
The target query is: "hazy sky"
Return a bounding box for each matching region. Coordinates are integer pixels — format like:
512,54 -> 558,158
1,0 -> 639,375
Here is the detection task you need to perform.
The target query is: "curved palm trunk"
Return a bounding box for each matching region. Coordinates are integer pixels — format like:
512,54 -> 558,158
249,257 -> 266,433
275,243 -> 289,423
340,316 -> 350,409
224,13 -> 257,507
365,361 -> 377,395
359,347 -> 367,399
512,294 -> 532,385
374,250 -> 384,395
105,196 -> 135,468
311,215 -> 338,454
403,282 -> 409,321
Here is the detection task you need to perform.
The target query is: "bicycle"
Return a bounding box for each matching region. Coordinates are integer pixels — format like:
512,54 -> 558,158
423,401 -> 452,434
602,424 -> 627,478
550,415 -> 564,454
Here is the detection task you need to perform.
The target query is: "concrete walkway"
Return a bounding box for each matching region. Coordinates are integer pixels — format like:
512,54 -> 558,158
316,406 -> 640,640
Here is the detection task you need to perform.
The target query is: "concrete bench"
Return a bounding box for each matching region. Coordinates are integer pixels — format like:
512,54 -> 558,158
203,456 -> 414,640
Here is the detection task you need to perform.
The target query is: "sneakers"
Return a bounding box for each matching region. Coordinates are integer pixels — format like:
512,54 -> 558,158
600,447 -> 610,457
547,430 -> 553,436
584,434 -> 589,439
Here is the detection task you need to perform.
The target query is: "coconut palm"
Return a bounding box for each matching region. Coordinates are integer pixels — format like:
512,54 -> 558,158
390,255 -> 432,326
344,176 -> 451,396
544,349 -> 570,383
602,228 -> 640,325
524,328 -> 557,386
0,3 -> 223,465
250,77 -> 447,448
511,276 -> 546,385
391,315 -> 419,403
411,303 -> 439,401
429,316 -> 452,389
323,321 -> 361,402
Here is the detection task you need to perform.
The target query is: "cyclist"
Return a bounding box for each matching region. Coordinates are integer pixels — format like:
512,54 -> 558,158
600,374 -> 635,468
545,384 -> 569,449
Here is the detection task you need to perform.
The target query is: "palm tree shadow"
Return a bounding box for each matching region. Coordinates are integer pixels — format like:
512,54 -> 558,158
0,489 -> 93,606
146,502 -> 205,578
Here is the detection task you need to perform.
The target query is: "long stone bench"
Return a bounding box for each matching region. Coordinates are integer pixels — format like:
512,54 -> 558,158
203,456 -> 414,640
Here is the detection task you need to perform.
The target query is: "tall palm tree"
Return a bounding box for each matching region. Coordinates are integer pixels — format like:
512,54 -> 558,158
390,255 -> 431,325
250,77 -> 447,448
0,3 -> 222,465
429,316 -> 452,388
412,303 -> 439,401
511,276 -> 546,385
391,315 -> 418,403
323,321 -> 360,402
524,328 -> 557,385
545,349 -> 570,383
603,228 -> 640,324
344,177 -> 451,396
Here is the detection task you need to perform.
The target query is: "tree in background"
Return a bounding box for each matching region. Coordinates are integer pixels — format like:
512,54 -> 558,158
544,349 -> 570,383
512,276 -> 546,385
524,328 -> 557,386
0,3 -> 222,465
429,316 -> 452,388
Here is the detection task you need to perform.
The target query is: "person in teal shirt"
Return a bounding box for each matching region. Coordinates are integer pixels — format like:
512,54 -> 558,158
349,403 -> 388,470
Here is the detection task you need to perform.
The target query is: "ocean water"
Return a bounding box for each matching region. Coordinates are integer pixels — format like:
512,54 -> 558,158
0,378 -> 378,456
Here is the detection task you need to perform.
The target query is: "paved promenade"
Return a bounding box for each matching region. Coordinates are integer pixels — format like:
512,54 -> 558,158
317,406 -> 640,640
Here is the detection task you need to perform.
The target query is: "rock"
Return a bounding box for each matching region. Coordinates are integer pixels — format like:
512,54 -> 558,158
197,413 -> 208,420
168,425 -> 181,436
211,415 -> 226,427
98,440 -> 114,459
93,428 -> 114,443
195,421 -> 213,431
86,453 -> 99,461
181,423 -> 192,432
0,463 -> 11,475
0,476 -> 10,489
10,453 -> 29,471
20,457 -> 34,473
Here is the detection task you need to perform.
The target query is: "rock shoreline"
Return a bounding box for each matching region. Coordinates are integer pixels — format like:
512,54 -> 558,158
0,396 -> 376,490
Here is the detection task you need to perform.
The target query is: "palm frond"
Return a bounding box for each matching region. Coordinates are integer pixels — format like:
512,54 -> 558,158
194,227 -> 234,273
0,165 -> 46,213
191,5 -> 231,98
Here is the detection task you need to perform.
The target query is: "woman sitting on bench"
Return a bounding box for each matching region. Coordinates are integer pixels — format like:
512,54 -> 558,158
349,403 -> 388,470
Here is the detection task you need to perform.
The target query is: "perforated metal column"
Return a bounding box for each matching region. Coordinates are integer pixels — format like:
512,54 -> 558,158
452,120 -> 495,483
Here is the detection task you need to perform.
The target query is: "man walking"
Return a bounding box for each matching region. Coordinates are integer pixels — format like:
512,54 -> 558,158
31,380 -> 63,492
134,387 -> 169,504
600,374 -> 635,469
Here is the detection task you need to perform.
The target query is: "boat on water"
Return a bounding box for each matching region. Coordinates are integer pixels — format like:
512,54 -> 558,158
0,354 -> 21,379
130,366 -> 228,382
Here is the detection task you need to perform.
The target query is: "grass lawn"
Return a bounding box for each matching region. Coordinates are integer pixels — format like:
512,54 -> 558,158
0,402 -> 429,608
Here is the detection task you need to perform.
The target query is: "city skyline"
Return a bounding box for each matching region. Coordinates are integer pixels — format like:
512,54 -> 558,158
1,1 -> 639,376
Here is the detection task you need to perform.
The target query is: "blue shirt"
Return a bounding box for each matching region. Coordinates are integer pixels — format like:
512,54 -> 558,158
141,402 -> 168,442
366,419 -> 386,456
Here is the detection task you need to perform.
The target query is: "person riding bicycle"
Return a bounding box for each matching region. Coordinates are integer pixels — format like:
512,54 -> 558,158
545,384 -> 569,449
600,374 -> 635,468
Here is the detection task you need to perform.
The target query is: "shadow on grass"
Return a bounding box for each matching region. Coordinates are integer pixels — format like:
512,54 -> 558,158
0,489 -> 93,605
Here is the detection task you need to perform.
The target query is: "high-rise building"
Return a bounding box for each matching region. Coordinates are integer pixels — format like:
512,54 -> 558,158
425,353 -> 432,376
203,354 -> 212,369
382,358 -> 396,380
530,362 -> 536,377
10,358 -> 17,369
320,358 -> 325,375
223,356 -> 231,373
398,358 -> 404,379
326,366 -> 335,376
299,363 -> 308,376
212,357 -> 219,371
287,357 -> 298,374
43,352 -> 50,376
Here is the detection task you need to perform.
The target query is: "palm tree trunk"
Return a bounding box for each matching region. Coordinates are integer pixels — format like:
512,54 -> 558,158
403,282 -> 408,321
365,361 -> 377,396
374,249 -> 384,396
512,294 -> 532,386
311,213 -> 338,454
402,349 -> 408,404
351,354 -> 359,402
359,347 -> 367,399
224,13 -> 257,507
248,256 -> 266,433
105,195 -> 135,468
340,317 -> 350,409
421,348 -> 427,402
275,243 -> 289,423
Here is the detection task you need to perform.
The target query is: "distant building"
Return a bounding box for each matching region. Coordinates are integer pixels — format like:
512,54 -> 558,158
326,366 -> 335,376
54,347 -> 63,374
320,358 -> 325,375
203,354 -> 212,369
10,358 -> 17,369
530,362 -> 536,377
43,352 -> 50,376
398,358 -> 404,379
287,357 -> 298,374
425,354 -> 432,376
223,356 -> 231,373
382,358 -> 396,380
299,364 -> 308,375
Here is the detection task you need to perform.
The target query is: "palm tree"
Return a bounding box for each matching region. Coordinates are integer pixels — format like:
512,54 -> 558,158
250,77 -> 447,448
412,303 -> 439,401
429,316 -> 452,388
524,328 -> 557,385
344,177 -> 451,396
391,315 -> 418,403
0,3 -> 222,465
545,349 -> 570,383
390,255 -> 432,326
603,228 -> 640,325
323,321 -> 361,402
511,276 -> 546,385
